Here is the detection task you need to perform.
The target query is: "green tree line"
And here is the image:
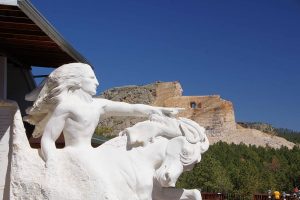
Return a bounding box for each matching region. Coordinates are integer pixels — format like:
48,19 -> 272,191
177,142 -> 300,200
275,128 -> 300,144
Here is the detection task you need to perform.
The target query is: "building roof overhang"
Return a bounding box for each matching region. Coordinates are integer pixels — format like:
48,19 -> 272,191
0,0 -> 90,68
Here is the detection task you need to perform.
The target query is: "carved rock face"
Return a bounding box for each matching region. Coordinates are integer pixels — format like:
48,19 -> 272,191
80,67 -> 99,96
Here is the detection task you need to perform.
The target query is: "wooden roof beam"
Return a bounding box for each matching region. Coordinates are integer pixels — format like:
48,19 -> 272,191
0,0 -> 91,67
0,32 -> 50,41
0,37 -> 57,46
0,27 -> 47,36
0,14 -> 34,23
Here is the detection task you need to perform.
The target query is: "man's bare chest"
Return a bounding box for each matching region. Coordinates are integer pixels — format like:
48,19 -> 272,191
69,104 -> 101,125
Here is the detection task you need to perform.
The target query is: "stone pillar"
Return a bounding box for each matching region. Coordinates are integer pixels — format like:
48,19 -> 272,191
0,101 -> 16,200
0,56 -> 7,99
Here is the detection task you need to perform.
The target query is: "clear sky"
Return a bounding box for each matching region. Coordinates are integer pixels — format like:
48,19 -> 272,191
30,0 -> 300,131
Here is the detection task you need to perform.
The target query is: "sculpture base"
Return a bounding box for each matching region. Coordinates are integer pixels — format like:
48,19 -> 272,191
10,147 -> 108,200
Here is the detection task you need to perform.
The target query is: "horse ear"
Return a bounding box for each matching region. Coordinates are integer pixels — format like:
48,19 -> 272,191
179,123 -> 186,136
179,121 -> 199,144
179,118 -> 207,142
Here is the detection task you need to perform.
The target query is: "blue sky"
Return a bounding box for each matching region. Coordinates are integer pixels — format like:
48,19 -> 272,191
31,0 -> 300,131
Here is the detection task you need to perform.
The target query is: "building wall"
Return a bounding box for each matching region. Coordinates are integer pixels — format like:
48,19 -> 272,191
0,56 -> 7,99
7,61 -> 35,116
6,61 -> 36,138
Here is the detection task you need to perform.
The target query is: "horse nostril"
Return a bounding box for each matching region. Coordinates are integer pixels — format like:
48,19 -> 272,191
165,172 -> 170,181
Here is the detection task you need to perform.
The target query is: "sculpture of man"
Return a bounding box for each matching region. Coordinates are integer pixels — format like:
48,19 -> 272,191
24,63 -> 181,167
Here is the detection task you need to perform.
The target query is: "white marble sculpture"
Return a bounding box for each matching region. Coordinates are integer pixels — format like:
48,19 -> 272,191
8,63 -> 209,200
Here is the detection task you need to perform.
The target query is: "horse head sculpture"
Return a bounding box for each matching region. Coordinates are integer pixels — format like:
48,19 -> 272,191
119,114 -> 209,199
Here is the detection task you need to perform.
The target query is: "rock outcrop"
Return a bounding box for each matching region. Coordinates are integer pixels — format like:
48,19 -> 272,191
98,81 -> 294,149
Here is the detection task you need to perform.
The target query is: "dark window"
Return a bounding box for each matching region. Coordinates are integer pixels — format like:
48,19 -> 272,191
190,102 -> 197,109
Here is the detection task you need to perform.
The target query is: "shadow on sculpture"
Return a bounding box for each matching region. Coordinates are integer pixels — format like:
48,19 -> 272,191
8,63 -> 209,200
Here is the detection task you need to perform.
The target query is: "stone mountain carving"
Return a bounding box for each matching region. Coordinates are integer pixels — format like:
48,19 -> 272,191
99,82 -> 236,137
7,63 -> 209,200
99,81 -> 294,149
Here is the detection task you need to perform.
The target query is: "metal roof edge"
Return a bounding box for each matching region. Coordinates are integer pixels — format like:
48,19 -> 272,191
16,0 -> 92,67
0,0 -> 18,6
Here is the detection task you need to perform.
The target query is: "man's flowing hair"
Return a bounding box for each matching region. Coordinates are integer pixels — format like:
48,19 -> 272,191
24,63 -> 93,138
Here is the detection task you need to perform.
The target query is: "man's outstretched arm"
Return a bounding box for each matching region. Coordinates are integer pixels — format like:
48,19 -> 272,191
97,99 -> 182,118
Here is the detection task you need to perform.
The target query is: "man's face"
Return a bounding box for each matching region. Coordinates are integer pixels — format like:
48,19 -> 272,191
81,68 -> 99,96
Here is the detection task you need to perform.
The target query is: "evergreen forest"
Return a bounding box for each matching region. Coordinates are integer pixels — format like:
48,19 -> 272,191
95,122 -> 300,199
177,142 -> 300,199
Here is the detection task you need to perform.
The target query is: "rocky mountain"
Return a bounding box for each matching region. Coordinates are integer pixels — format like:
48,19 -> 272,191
97,81 -> 295,149
238,122 -> 275,134
238,122 -> 300,144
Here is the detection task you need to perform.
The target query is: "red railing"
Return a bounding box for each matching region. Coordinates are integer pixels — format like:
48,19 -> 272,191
201,192 -> 226,200
253,194 -> 270,200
